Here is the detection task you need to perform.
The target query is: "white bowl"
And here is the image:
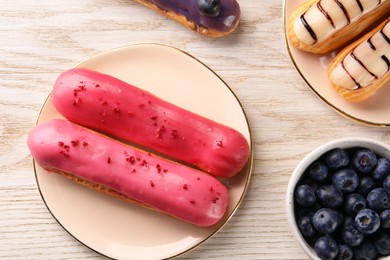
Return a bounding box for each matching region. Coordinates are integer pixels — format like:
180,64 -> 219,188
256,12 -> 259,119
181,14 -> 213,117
286,137 -> 390,259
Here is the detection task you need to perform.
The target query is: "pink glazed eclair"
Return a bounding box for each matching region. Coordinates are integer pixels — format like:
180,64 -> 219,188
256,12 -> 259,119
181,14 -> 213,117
28,119 -> 229,227
52,68 -> 249,178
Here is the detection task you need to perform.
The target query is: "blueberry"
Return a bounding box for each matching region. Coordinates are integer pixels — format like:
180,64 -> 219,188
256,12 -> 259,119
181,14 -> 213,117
353,241 -> 378,260
372,157 -> 390,181
384,175 -> 390,191
196,0 -> 220,16
356,176 -> 377,196
309,161 -> 329,182
316,185 -> 344,209
374,232 -> 390,256
297,215 -> 316,237
344,193 -> 366,216
315,236 -> 339,260
341,225 -> 364,247
337,244 -> 353,260
295,184 -> 316,207
313,208 -> 343,234
332,168 -> 359,193
355,208 -> 381,234
367,188 -> 390,212
325,148 -> 349,170
380,209 -> 390,229
352,148 -> 378,174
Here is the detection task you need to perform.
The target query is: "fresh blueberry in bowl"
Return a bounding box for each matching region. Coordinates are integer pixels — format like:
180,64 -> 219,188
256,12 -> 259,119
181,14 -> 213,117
372,158 -> 390,181
287,138 -> 390,260
355,208 -> 381,234
357,176 -> 377,196
315,236 -> 339,260
316,185 -> 343,209
366,188 -> 390,213
332,168 -> 359,194
295,184 -> 316,207
309,161 -> 329,182
344,193 -> 366,216
352,148 -> 378,174
312,208 -> 343,235
325,148 -> 349,170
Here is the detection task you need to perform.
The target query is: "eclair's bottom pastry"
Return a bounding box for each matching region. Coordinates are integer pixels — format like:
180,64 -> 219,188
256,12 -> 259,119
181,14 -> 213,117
328,17 -> 390,102
28,119 -> 229,227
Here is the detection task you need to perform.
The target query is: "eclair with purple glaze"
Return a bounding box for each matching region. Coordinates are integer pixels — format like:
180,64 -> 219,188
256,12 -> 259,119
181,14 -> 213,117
288,0 -> 390,54
328,17 -> 389,102
132,0 -> 240,37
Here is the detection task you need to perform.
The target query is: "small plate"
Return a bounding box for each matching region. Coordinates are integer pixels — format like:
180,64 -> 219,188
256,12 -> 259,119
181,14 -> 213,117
34,44 -> 253,259
284,0 -> 390,126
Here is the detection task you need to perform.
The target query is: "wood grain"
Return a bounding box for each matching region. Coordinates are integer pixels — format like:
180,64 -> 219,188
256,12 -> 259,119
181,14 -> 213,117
1,0 -> 389,259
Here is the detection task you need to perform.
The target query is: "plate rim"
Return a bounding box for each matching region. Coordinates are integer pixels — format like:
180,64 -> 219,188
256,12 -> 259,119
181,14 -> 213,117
32,43 -> 254,259
282,0 -> 390,127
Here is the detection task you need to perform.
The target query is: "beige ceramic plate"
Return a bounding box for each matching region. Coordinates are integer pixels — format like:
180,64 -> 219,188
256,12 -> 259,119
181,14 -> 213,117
34,44 -> 253,259
284,0 -> 390,126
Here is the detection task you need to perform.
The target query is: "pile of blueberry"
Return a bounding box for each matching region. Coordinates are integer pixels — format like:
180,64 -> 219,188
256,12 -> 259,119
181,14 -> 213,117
294,147 -> 390,260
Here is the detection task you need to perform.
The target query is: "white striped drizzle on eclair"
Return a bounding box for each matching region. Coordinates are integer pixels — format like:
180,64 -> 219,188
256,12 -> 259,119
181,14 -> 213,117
367,25 -> 390,66
338,19 -> 389,89
299,0 -> 385,45
328,18 -> 390,101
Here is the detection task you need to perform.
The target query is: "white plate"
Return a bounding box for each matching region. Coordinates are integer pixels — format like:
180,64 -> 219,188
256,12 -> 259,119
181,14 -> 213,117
284,0 -> 390,126
34,44 -> 253,259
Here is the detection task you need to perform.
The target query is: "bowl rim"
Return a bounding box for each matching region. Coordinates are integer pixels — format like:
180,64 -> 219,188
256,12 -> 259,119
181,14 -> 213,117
286,137 -> 390,259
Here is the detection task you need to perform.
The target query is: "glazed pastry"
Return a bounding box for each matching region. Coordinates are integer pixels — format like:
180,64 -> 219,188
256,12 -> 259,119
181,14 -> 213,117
52,68 -> 250,178
328,17 -> 390,102
131,0 -> 240,37
288,0 -> 390,54
28,119 -> 229,227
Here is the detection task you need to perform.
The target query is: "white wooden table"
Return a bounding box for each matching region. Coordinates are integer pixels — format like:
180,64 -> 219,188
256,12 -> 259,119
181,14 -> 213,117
1,0 -> 389,259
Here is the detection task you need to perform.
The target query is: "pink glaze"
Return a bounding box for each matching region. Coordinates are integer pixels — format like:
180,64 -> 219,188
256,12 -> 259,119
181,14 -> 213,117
52,68 -> 249,178
28,119 -> 229,227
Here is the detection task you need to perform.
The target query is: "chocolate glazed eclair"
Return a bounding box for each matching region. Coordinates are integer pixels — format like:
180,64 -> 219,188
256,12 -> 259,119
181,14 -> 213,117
328,17 -> 390,102
132,0 -> 240,37
288,0 -> 390,54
